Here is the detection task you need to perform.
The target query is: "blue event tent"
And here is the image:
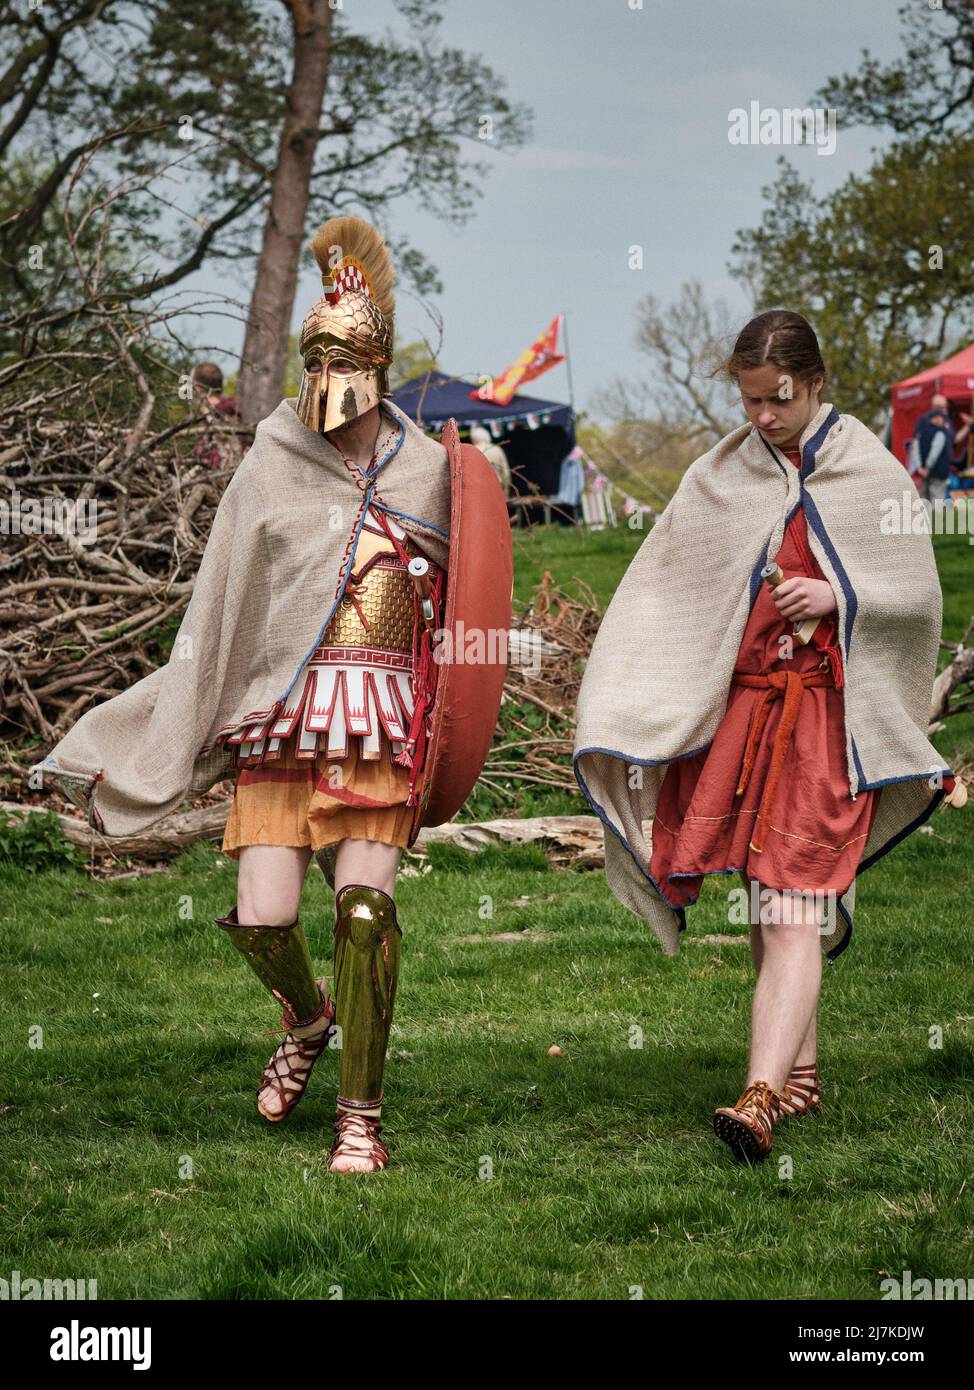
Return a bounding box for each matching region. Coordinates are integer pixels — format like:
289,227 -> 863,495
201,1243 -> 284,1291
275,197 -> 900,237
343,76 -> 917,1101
389,371 -> 576,518
389,371 -> 574,441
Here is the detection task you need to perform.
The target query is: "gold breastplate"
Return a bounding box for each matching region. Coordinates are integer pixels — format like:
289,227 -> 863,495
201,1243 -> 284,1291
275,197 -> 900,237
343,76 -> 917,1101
318,532 -> 426,653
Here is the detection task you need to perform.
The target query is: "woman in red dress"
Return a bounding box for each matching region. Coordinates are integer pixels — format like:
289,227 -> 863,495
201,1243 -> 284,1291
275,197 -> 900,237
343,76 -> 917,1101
651,312 -> 878,1160
574,308 -> 958,1164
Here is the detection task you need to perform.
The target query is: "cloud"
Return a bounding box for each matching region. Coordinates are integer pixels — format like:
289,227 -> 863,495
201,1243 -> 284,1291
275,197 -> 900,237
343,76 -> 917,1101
487,143 -> 641,175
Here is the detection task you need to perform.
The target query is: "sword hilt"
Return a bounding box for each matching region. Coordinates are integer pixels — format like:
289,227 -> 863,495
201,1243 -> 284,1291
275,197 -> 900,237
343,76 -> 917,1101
408,557 -> 436,627
761,561 -> 817,644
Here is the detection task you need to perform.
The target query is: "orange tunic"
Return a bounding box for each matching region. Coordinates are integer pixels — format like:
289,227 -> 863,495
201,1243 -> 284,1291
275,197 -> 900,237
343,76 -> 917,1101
220,733 -> 414,860
650,448 -> 880,902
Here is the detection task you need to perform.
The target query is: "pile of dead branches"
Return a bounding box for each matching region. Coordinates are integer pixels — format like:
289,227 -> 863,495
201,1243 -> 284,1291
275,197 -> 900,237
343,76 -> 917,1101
2,134 -> 253,778
476,569 -> 601,804
0,397 -> 249,763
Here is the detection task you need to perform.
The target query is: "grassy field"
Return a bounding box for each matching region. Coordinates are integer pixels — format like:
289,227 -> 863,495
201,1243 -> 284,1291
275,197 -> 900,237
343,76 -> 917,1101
1,521 -> 971,1301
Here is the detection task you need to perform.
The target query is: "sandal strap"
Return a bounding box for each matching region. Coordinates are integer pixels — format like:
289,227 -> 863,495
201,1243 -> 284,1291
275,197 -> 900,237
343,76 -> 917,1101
329,1112 -> 389,1169
730,1080 -> 782,1145
257,992 -> 336,1116
776,1064 -> 821,1118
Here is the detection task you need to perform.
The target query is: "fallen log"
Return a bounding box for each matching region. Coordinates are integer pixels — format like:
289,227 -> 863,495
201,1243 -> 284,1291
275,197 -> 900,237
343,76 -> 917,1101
2,800 -> 608,871
1,798 -> 230,859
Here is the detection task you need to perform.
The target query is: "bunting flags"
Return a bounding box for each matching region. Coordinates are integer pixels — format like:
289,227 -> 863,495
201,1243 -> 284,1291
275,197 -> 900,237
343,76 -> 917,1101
575,446 -> 654,520
445,408 -> 560,433
470,315 -> 566,406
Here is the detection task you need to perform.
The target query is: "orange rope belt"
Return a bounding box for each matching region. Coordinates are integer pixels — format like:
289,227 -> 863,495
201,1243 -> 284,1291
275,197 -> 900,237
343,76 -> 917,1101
730,657 -> 835,854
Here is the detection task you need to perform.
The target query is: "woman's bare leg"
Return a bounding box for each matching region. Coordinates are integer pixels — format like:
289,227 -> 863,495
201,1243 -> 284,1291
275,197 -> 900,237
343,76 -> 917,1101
745,884 -> 822,1094
743,874 -> 817,1068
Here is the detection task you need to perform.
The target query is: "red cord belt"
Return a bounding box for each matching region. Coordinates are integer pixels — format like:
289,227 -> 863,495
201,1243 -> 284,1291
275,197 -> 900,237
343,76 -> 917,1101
730,655 -> 835,854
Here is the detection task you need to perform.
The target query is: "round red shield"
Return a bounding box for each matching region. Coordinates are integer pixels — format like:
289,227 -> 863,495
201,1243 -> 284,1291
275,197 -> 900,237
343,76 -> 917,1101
408,419 -> 513,841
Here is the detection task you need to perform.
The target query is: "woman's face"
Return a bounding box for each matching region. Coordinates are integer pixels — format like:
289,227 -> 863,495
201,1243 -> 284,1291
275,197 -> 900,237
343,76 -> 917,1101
738,363 -> 823,449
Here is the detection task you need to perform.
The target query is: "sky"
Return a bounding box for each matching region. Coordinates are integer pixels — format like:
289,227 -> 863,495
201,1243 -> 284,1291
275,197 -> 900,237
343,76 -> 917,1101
189,0 -> 905,422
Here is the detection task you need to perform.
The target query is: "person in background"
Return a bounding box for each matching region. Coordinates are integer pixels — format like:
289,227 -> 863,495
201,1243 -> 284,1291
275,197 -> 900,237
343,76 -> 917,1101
190,362 -> 249,471
950,406 -> 971,468
549,444 -> 584,526
914,394 -> 955,505
470,424 -> 511,500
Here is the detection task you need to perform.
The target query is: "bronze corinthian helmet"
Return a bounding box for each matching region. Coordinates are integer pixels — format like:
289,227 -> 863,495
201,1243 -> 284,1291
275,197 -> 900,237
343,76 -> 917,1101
296,216 -> 396,435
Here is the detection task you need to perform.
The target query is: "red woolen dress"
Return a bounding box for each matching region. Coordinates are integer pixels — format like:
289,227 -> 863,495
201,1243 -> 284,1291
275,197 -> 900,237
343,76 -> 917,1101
650,447 -> 880,902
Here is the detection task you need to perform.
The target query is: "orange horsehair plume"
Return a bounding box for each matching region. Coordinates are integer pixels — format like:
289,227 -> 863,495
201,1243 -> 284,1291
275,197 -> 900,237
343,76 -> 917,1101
308,216 -> 395,321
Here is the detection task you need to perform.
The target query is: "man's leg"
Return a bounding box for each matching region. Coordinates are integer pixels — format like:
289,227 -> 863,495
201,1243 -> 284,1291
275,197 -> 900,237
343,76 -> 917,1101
334,839 -> 401,900
328,838 -> 404,1173
238,843 -> 312,926
216,844 -> 335,1120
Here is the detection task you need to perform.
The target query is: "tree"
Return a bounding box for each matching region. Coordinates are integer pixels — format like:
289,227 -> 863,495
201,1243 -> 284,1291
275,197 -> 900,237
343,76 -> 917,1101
236,0 -> 336,424
731,1 -> 974,423
732,145 -> 974,424
601,280 -> 738,451
584,281 -> 740,505
1,0 -> 531,422
816,0 -> 974,137
389,338 -> 438,391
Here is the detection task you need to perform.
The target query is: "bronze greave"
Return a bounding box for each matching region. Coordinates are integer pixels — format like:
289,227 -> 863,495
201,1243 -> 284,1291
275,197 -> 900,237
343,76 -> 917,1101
332,884 -> 402,1111
214,905 -> 324,1027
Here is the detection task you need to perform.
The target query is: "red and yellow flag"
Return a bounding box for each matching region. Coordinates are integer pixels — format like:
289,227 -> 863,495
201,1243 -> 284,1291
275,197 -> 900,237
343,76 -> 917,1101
471,315 -> 565,406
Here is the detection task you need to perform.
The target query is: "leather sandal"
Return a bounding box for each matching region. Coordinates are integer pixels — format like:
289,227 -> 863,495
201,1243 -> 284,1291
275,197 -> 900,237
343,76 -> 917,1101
256,978 -> 337,1123
327,1111 -> 390,1173
713,1079 -> 786,1162
774,1063 -> 821,1120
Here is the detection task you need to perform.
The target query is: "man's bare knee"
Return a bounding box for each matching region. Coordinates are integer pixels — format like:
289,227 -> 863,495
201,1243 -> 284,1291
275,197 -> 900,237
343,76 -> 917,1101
334,839 -> 402,898
235,844 -> 310,924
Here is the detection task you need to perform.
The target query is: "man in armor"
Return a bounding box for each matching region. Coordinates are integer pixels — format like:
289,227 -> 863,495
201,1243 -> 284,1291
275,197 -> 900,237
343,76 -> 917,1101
213,217 -> 450,1172
31,215 -> 511,1175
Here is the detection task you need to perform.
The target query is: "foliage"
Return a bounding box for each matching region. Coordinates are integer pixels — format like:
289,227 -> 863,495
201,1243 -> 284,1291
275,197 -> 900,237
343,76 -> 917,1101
815,0 -> 974,137
0,808 -> 88,874
390,339 -> 439,391
731,138 -> 974,424
1,0 -> 532,327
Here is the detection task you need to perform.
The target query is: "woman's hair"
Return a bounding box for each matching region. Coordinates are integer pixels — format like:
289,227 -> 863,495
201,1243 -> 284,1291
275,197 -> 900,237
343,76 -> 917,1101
718,310 -> 827,392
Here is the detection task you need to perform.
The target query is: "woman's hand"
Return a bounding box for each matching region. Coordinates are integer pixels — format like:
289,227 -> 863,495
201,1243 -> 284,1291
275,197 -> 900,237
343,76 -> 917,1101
772,576 -> 837,622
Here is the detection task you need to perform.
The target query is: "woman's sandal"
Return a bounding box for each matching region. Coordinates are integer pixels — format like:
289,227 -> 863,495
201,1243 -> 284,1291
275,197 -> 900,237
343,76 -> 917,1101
327,1111 -> 390,1173
774,1063 -> 821,1120
256,978 -> 337,1123
713,1079 -> 786,1162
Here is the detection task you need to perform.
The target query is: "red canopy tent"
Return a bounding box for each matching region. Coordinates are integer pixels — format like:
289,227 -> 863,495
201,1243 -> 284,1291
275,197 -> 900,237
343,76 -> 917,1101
890,342 -> 974,465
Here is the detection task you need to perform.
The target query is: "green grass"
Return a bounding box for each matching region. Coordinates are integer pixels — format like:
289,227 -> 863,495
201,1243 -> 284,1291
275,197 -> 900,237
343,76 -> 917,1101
1,823 -> 971,1300
511,516 -> 646,610
1,522 -> 970,1300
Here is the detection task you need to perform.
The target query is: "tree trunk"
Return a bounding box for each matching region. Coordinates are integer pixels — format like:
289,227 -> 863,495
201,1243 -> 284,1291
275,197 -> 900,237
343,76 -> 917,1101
236,0 -> 334,426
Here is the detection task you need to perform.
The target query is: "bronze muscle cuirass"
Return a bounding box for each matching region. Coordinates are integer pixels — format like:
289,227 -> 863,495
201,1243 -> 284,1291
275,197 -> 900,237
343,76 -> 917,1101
316,533 -> 431,655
